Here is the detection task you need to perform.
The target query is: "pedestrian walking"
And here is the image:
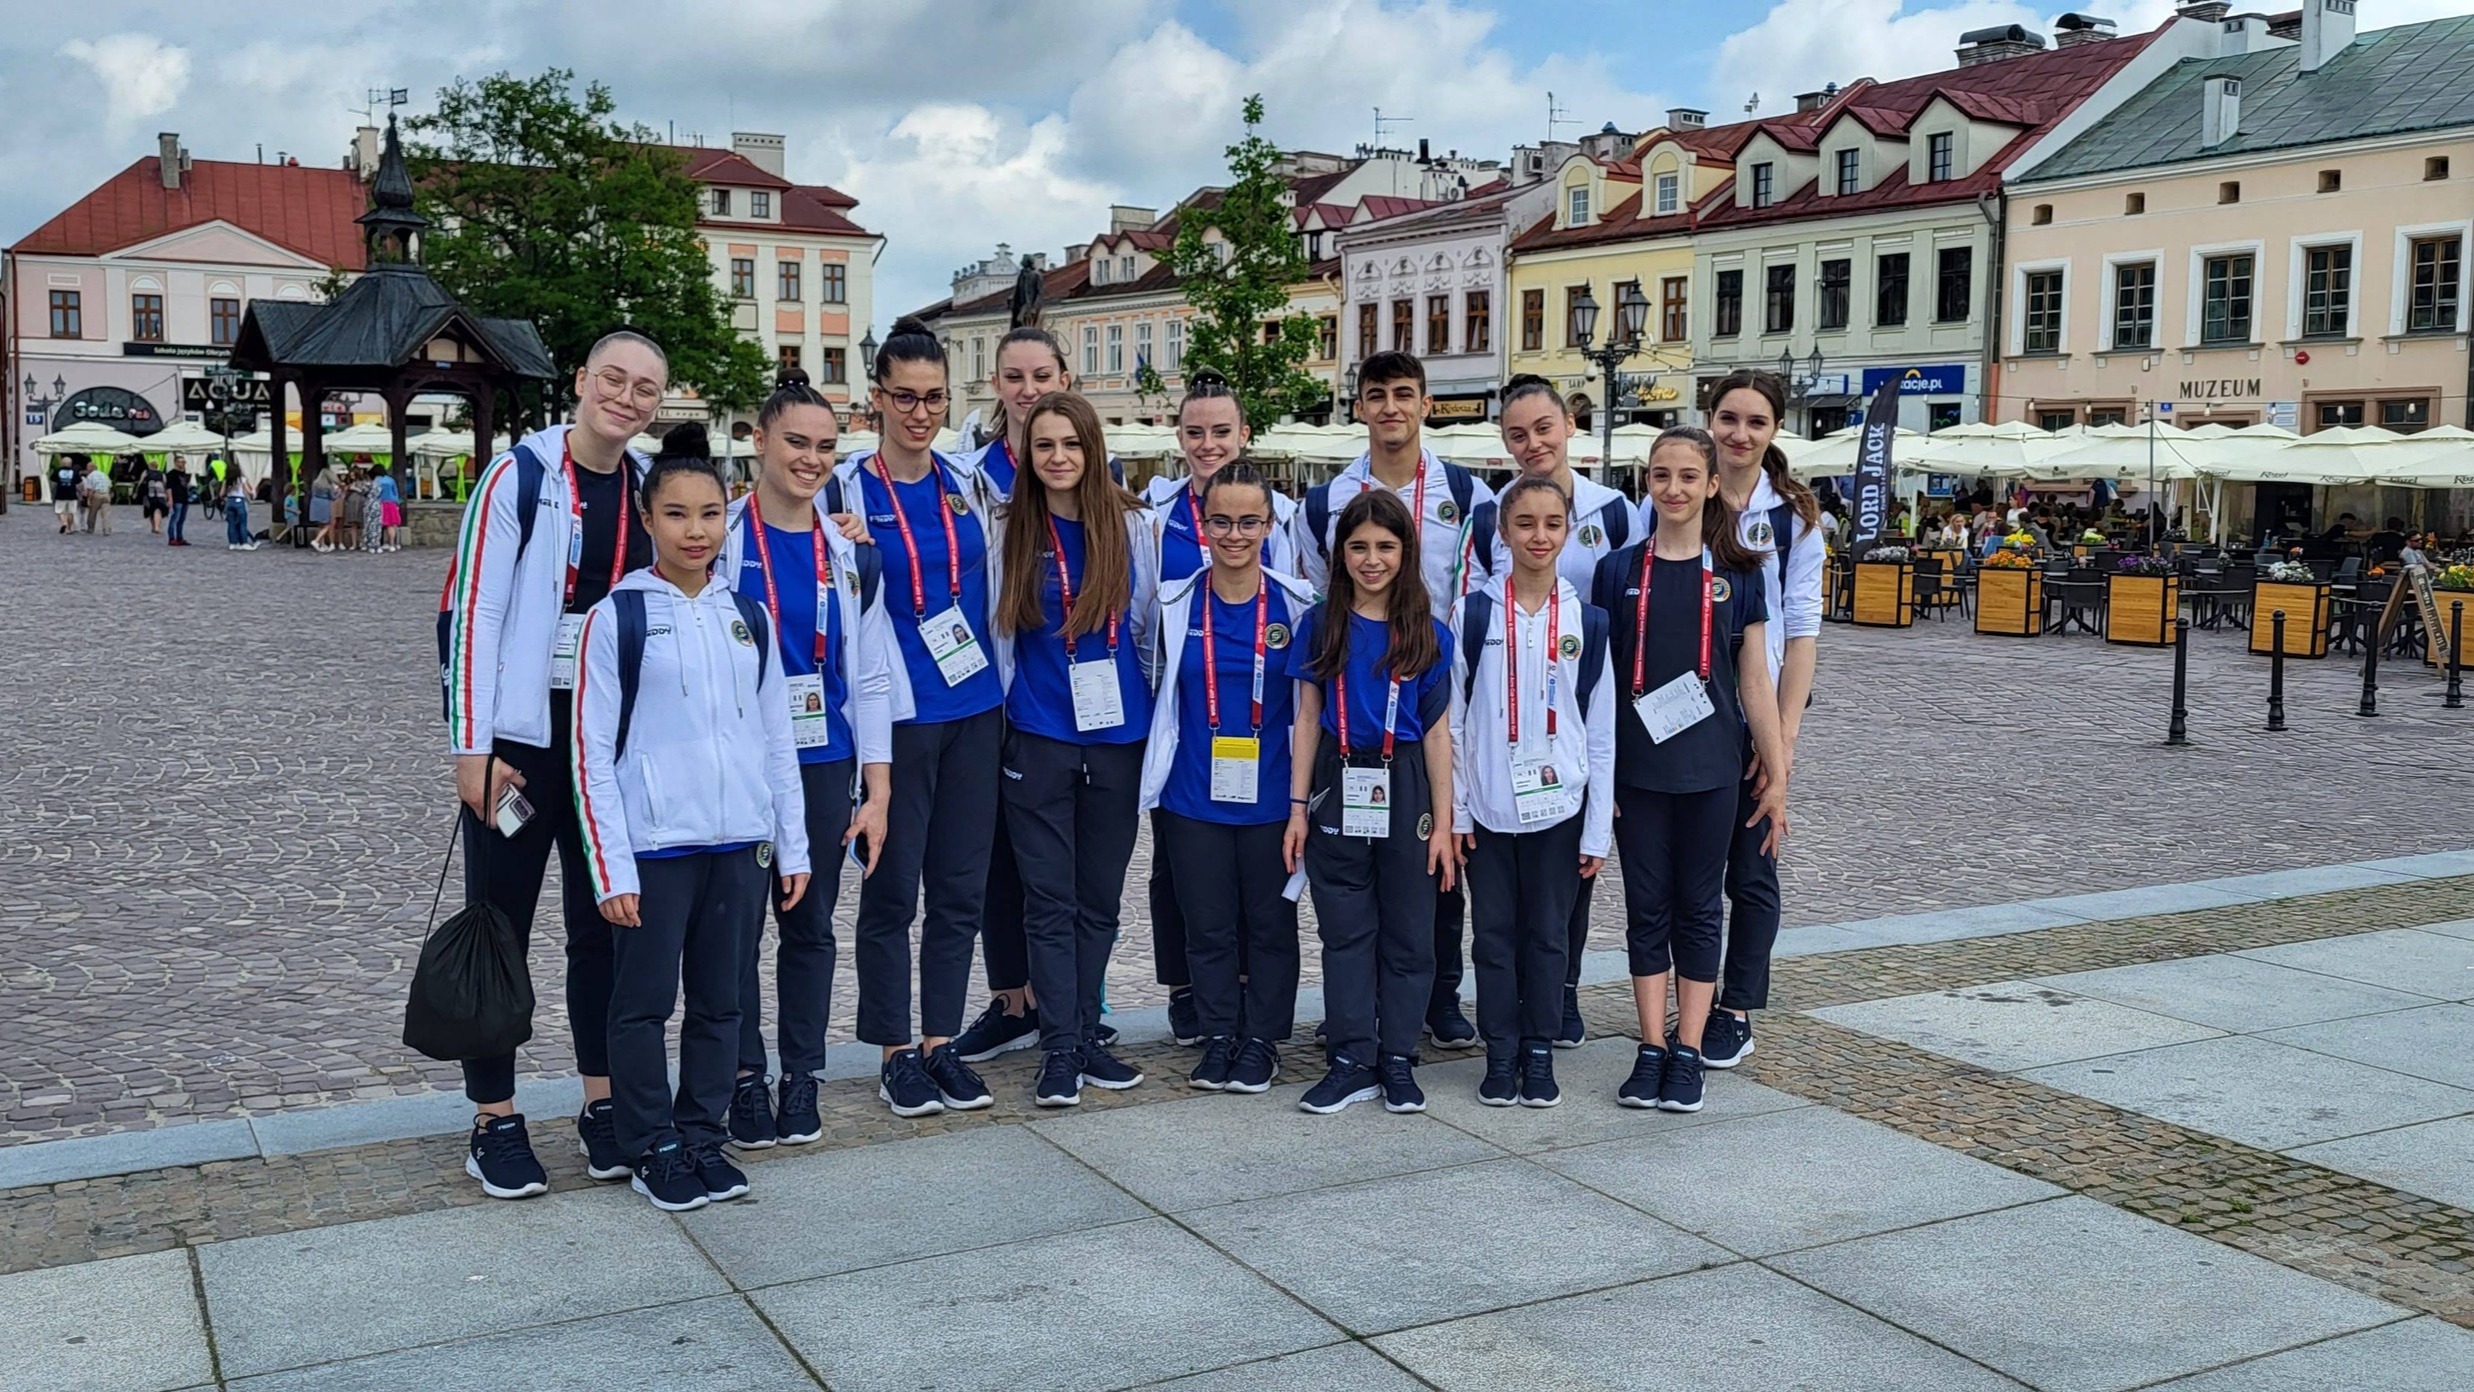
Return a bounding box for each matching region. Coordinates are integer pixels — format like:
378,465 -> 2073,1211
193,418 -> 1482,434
51,457 -> 79,534
310,463 -> 340,551
82,459 -> 114,534
141,462 -> 169,535
223,468 -> 257,550
166,463 -> 192,546
373,467 -> 403,552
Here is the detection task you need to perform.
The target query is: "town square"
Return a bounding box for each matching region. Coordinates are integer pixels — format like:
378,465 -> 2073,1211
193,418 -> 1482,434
4,3 -> 2474,1389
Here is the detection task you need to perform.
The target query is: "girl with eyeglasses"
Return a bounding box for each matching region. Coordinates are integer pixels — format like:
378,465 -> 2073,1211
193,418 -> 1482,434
987,392 -> 1157,1107
1139,461 -> 1312,1094
829,315 -> 1006,1119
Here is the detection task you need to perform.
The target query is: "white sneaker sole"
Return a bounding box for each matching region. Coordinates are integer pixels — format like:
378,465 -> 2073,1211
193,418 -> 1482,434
705,1181 -> 750,1202
1424,1030 -> 1481,1051
1617,1093 -> 1661,1110
1187,1074 -> 1228,1092
1656,1097 -> 1706,1113
1702,1038 -> 1755,1071
726,1135 -> 777,1150
630,1175 -> 709,1212
878,1085 -> 945,1119
1035,1090 -> 1082,1108
574,1141 -> 633,1182
1479,1091 -> 1520,1108
938,1090 -> 995,1111
1082,1072 -> 1144,1092
1519,1093 -> 1563,1109
954,1031 -> 1038,1064
1298,1085 -> 1381,1115
1384,1097 -> 1428,1114
465,1154 -> 547,1199
776,1127 -> 823,1145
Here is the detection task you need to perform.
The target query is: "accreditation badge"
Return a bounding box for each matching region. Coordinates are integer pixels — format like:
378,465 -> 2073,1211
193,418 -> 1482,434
1209,736 -> 1261,803
1341,767 -> 1391,838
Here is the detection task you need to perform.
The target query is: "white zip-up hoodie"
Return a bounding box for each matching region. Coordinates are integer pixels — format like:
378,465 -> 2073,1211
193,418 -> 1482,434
441,424 -> 649,755
1140,471 -> 1301,576
1448,575 -> 1617,858
828,446 -> 999,725
569,569 -> 811,903
1138,566 -> 1317,814
717,495 -> 897,770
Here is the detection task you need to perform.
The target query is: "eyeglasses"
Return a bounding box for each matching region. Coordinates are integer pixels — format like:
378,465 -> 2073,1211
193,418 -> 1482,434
1203,514 -> 1271,538
876,388 -> 950,415
591,367 -> 664,409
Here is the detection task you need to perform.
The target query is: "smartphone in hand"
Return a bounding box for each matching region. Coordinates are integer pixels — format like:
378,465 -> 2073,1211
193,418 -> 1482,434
493,785 -> 535,838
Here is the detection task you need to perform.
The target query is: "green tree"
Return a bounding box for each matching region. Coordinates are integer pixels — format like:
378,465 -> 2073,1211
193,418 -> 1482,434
406,69 -> 769,413
1165,95 -> 1325,433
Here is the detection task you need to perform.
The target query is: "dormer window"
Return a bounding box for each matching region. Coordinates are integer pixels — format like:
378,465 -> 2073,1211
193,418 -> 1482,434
1121,254 -> 1136,281
1568,186 -> 1591,225
710,188 -> 733,216
751,191 -> 771,218
1835,148 -> 1859,196
1654,173 -> 1679,216
1751,163 -> 1776,209
1092,258 -> 1110,286
1928,132 -> 1954,183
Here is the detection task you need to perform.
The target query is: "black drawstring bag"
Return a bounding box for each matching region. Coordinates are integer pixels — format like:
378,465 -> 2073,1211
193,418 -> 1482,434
403,825 -> 535,1062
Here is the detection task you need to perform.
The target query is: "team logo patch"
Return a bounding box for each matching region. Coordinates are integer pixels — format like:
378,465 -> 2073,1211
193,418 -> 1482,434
755,842 -> 774,869
1416,812 -> 1434,839
1578,524 -> 1601,546
1711,578 -> 1732,602
1265,622 -> 1291,649
730,618 -> 756,646
947,492 -> 971,515
844,568 -> 860,592
1437,500 -> 1460,525
1559,633 -> 1582,659
1749,520 -> 1774,546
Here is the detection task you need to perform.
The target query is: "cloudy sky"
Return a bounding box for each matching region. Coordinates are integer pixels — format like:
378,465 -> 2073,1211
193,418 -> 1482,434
9,0 -> 2472,321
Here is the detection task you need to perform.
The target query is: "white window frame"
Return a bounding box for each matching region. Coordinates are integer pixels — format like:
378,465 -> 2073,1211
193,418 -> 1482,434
2389,218 -> 2473,336
1165,317 -> 1184,371
1082,326 -> 1099,376
1653,172 -> 1679,216
2284,230 -> 2363,341
2099,248 -> 2164,354
1567,186 -> 1590,226
751,191 -> 771,218
1833,146 -> 1860,197
2008,259 -> 2071,357
1750,163 -> 1775,209
1106,323 -> 1124,374
1136,320 -> 1153,368
2184,238 -> 2266,348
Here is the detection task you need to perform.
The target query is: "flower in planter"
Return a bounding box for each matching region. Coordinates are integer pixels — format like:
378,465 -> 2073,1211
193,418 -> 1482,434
2004,531 -> 2037,549
1863,545 -> 1913,564
1982,549 -> 2037,570
2263,560 -> 2317,583
2437,563 -> 2474,593
2116,554 -> 2175,577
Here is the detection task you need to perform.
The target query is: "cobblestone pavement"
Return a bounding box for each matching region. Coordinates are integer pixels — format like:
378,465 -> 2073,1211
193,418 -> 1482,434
5,505 -> 2471,1148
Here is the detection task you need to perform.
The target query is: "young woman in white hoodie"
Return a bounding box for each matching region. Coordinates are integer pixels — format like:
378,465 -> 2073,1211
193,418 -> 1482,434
571,429 -> 811,1212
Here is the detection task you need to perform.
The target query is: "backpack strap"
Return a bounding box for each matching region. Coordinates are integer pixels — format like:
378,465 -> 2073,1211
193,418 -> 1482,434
510,441 -> 548,560
1467,499 -> 1499,578
1443,461 -> 1476,520
1578,604 -> 1610,711
614,590 -> 647,760
1458,591 -> 1494,702
823,474 -> 846,520
1599,495 -> 1632,551
851,541 -> 883,612
729,589 -> 774,688
1769,501 -> 1795,594
1304,482 -> 1333,563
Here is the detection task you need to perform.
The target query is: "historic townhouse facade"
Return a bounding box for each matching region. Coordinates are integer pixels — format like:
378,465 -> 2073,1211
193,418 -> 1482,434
1339,178 -> 1558,423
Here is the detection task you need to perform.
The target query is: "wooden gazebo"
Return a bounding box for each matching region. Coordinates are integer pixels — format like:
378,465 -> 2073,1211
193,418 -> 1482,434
227,114 -> 553,520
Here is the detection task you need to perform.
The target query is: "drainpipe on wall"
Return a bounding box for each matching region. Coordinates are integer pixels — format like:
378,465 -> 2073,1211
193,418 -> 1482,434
1976,189 -> 2005,427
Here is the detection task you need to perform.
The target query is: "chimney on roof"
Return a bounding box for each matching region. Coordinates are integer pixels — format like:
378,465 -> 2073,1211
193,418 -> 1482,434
2201,73 -> 2243,145
2053,13 -> 2118,46
1794,90 -> 1831,112
2175,2 -> 2231,20
1666,107 -> 1708,130
2217,13 -> 2274,54
731,132 -> 785,176
1955,23 -> 2048,65
1108,205 -> 1157,233
158,132 -> 184,190
2298,0 -> 2356,73
351,125 -> 381,180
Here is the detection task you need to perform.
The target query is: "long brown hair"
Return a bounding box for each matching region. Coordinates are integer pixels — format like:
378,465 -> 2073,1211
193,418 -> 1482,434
1308,489 -> 1439,682
983,327 -> 1069,441
997,391 -> 1140,639
1648,427 -> 1765,574
1707,369 -> 1820,529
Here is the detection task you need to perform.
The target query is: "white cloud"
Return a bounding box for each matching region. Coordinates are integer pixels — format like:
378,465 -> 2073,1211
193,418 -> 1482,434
1711,0 -> 2045,117
59,34 -> 192,131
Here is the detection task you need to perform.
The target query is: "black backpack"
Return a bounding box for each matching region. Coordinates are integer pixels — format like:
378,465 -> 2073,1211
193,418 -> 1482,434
1304,461 -> 1479,566
608,587 -> 772,758
1468,490 -> 1632,577
1457,591 -> 1610,710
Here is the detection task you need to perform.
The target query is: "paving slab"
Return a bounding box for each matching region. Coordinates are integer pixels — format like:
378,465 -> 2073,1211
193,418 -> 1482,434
1769,1196 -> 2408,1392
752,1217 -> 1337,1392
1029,1086 -> 1502,1212
199,1187 -> 726,1376
2354,850 -> 2474,880
1824,900 -> 2087,947
1182,1156 -> 1725,1334
0,1249 -> 212,1392
1415,1037 -> 1806,1154
2287,1114 -> 2474,1211
2140,1316 -> 2474,1390
2263,1004 -> 2474,1090
1374,1262 -> 2029,1391
248,1077 -> 585,1157
2020,882 -> 2254,920
0,1118 -> 258,1189
683,1124 -> 1146,1288
224,1295 -> 813,1391
1537,1104 -> 2061,1257
2414,916 -> 2474,940
2034,953 -> 2438,1032
1812,981 -> 2224,1073
2184,864 -> 2417,901
2238,928 -> 2474,1001
1128,1343 -> 1428,1390
2020,1035 -> 2474,1150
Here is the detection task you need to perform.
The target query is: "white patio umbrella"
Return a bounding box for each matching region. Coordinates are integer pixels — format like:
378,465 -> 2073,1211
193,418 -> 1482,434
1902,420 -> 2084,476
314,421 -> 403,455
139,420 -> 229,454
408,429 -> 509,458
32,421 -> 145,454
1777,426 -> 1924,480
2364,424 -> 2474,489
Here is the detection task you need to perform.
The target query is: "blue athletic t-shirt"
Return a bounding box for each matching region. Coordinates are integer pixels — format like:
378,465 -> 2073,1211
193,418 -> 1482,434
977,436 -> 1017,499
1282,604 -> 1451,754
1006,515 -> 1151,745
859,461 -> 1004,725
732,515 -> 853,765
1162,581 -> 1301,825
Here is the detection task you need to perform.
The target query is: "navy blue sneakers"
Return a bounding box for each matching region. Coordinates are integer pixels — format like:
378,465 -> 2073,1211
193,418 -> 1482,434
775,1074 -> 823,1145
728,1074 -> 778,1149
1479,1055 -> 1521,1107
1226,1038 -> 1279,1094
1425,999 -> 1480,1051
1189,1036 -> 1233,1091
1519,1044 -> 1562,1109
1035,1048 -> 1084,1108
631,1141 -> 708,1212
878,1048 -> 945,1118
1299,1056 -> 1380,1114
1554,985 -> 1587,1049
1167,987 -> 1203,1047
951,998 -> 1040,1063
467,1114 -> 548,1199
1079,1038 -> 1144,1091
691,1141 -> 749,1201
576,1100 -> 631,1181
1659,1043 -> 1706,1112
1700,1011 -> 1754,1070
922,1043 -> 993,1111
1618,1043 -> 1668,1109
1379,1053 -> 1426,1113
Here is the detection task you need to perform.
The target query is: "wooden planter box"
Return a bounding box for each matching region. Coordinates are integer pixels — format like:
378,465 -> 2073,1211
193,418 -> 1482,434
1852,561 -> 1915,628
2249,580 -> 2330,658
2105,573 -> 2180,647
1974,568 -> 2044,636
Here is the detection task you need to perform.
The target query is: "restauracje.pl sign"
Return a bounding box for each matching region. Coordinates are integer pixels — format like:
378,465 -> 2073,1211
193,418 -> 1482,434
2179,378 -> 2261,400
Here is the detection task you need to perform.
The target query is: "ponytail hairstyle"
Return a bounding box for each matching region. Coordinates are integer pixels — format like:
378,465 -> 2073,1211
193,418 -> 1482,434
641,421 -> 727,510
1498,373 -> 1566,418
872,314 -> 948,385
1705,368 -> 1819,529
997,391 -> 1141,640
984,326 -> 1070,439
1176,368 -> 1244,425
1648,426 -> 1764,574
756,370 -> 833,430
1494,474 -> 1572,532
1308,488 -> 1439,683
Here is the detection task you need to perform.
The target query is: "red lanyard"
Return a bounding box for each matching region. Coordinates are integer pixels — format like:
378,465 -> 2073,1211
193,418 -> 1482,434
1045,515 -> 1119,658
562,438 -> 630,608
1631,547 -> 1714,697
873,454 -> 961,616
1334,651 -> 1402,763
1200,575 -> 1268,735
746,493 -> 830,664
1506,587 -> 1560,743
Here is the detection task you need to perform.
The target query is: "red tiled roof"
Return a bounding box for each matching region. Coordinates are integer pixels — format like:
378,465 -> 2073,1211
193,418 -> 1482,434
1510,191 -> 1695,254
11,157 -> 373,268
1356,195 -> 1438,220
669,146 -> 792,190
778,185 -> 874,237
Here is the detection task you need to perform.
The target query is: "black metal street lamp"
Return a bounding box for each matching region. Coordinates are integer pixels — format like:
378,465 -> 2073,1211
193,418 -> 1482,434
858,328 -> 879,377
1572,281 -> 1655,477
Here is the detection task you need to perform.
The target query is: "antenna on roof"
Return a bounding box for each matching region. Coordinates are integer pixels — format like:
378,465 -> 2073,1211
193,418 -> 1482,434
1372,107 -> 1413,148
352,86 -> 408,126
1546,91 -> 1574,142
1744,91 -> 1761,113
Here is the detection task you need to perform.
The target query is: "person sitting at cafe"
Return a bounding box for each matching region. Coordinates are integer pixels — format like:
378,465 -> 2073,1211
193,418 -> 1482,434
2367,517 -> 2408,565
2319,512 -> 2358,546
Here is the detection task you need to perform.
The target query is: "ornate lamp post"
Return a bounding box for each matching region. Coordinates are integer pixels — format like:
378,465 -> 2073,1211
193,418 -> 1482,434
1774,347 -> 1828,434
1571,281 -> 1653,479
